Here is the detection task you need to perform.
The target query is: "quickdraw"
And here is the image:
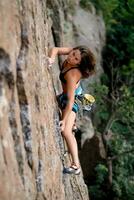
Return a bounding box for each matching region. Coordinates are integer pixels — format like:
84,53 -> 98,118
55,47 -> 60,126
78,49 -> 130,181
75,94 -> 95,111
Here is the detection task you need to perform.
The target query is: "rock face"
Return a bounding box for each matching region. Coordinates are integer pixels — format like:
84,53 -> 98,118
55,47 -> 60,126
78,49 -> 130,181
0,0 -> 105,200
47,0 -> 105,92
80,134 -> 106,184
73,4 -> 105,90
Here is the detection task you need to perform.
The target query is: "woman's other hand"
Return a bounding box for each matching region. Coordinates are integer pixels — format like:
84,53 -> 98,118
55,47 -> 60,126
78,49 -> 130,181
47,57 -> 55,67
59,120 -> 66,132
41,56 -> 55,68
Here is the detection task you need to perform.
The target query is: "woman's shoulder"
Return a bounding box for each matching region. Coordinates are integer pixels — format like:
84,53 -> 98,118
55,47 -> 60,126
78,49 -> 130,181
66,67 -> 82,82
72,67 -> 82,77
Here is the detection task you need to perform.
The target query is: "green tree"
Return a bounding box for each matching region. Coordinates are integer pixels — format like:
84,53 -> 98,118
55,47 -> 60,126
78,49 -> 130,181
85,0 -> 134,199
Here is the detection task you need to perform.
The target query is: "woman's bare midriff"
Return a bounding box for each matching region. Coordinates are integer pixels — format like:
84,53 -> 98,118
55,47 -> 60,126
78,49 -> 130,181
62,82 -> 80,93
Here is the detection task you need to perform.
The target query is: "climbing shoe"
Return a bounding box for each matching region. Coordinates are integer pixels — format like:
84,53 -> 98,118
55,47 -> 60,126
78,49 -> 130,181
63,165 -> 81,175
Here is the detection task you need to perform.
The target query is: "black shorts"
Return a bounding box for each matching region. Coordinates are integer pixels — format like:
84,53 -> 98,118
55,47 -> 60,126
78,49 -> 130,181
57,93 -> 79,113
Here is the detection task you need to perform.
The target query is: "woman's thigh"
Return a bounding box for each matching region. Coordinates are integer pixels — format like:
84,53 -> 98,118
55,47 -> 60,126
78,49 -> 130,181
62,110 -> 76,132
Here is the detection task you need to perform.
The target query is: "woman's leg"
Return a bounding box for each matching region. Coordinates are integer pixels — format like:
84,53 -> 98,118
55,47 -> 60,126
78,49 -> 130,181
62,110 -> 80,167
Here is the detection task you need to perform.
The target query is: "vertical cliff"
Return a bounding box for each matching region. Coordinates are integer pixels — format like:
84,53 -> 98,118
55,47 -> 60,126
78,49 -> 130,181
0,0 -> 105,200
47,0 -> 105,92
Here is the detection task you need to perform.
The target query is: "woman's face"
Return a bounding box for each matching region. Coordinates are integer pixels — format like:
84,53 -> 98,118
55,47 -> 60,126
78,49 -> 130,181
67,49 -> 81,66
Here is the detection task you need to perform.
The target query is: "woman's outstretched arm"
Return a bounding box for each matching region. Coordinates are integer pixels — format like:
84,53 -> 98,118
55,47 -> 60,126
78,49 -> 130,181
49,47 -> 73,59
47,47 -> 72,68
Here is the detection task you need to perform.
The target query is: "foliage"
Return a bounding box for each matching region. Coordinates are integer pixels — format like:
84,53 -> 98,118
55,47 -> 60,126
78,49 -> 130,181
84,0 -> 134,199
80,0 -> 93,12
112,153 -> 134,199
93,82 -> 109,126
89,164 -> 108,200
80,0 -> 119,30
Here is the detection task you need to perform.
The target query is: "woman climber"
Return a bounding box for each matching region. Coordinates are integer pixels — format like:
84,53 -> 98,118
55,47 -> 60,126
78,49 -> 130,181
48,46 -> 96,175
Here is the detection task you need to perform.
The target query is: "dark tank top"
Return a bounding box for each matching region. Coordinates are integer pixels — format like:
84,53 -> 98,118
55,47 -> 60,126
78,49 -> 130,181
59,61 -> 80,84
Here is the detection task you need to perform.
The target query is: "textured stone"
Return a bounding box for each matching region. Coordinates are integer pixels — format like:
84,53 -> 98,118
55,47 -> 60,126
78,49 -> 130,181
0,0 -> 91,200
73,4 -> 105,90
0,0 -> 106,199
80,134 -> 106,185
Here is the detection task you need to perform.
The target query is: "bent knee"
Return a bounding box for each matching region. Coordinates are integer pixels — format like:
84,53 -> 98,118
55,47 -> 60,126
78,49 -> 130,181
61,128 -> 72,138
61,130 -> 67,138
